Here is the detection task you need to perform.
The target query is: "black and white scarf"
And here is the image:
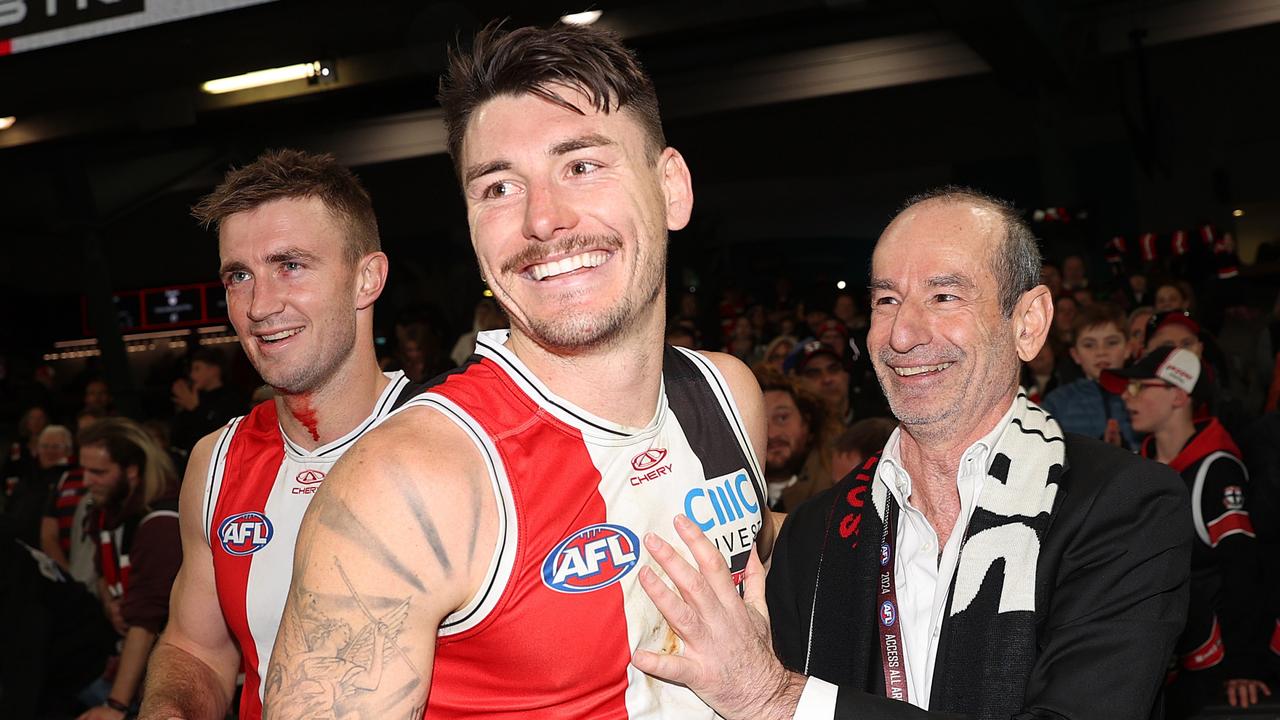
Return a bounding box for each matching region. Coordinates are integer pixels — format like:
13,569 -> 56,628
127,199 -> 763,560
805,393 -> 1065,718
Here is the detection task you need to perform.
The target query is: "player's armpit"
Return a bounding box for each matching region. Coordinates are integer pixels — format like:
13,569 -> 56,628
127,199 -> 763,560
140,431 -> 239,720
263,413 -> 496,720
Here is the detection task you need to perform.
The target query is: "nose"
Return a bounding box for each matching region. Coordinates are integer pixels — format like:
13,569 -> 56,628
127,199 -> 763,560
521,179 -> 578,242
246,276 -> 285,323
886,298 -> 932,355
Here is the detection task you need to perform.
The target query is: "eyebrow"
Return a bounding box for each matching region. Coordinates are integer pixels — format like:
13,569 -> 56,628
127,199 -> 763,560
219,247 -> 320,276
927,273 -> 975,290
462,133 -> 616,187
868,278 -> 896,292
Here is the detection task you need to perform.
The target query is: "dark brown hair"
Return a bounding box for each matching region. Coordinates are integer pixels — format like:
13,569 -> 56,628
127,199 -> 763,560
1071,301 -> 1126,340
438,22 -> 666,175
79,417 -> 177,519
192,148 -> 380,265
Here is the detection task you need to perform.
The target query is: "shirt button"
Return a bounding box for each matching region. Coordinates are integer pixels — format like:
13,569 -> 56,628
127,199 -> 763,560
920,542 -> 932,553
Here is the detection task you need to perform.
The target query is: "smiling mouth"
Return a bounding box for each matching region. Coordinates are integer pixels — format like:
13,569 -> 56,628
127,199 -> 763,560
257,328 -> 303,344
892,362 -> 953,377
527,251 -> 609,281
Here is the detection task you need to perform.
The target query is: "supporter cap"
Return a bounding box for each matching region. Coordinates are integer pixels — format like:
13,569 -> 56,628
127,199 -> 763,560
1100,346 -> 1201,396
784,338 -> 845,374
1145,310 -> 1200,339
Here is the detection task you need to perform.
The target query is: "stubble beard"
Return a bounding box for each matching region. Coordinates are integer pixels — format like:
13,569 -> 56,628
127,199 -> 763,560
493,232 -> 666,353
260,314 -> 357,395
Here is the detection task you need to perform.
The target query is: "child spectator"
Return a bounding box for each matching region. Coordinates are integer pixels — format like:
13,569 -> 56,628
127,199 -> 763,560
1040,303 -> 1137,448
1102,348 -> 1271,712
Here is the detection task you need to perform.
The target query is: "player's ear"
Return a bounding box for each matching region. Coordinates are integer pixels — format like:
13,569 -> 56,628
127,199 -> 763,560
658,148 -> 693,232
355,252 -> 388,310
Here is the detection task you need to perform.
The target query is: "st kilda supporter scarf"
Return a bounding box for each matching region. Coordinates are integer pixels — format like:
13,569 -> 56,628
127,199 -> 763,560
805,393 -> 1064,718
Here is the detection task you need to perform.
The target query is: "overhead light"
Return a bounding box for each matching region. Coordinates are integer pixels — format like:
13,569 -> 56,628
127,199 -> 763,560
561,10 -> 603,25
0,116 -> 14,130
482,288 -> 494,298
1233,209 -> 1245,217
836,280 -> 847,290
201,61 -> 328,95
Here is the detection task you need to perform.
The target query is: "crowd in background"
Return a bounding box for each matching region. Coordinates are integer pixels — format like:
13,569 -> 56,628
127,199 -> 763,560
2,224 -> 1280,717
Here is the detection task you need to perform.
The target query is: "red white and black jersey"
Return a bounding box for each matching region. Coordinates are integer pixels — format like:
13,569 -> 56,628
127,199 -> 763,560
408,330 -> 766,719
1142,418 -> 1264,677
202,372 -> 413,720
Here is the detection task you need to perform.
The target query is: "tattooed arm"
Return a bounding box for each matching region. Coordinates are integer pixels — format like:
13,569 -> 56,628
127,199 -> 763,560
263,409 -> 496,720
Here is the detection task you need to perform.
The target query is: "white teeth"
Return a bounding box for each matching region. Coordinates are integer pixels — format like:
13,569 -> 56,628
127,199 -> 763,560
261,328 -> 302,342
528,251 -> 608,281
894,362 -> 953,377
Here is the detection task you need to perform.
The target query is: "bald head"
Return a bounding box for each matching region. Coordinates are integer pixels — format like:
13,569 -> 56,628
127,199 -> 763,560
884,187 -> 1041,317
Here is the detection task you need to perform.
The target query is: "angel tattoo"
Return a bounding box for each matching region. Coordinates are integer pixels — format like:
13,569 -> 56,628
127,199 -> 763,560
267,559 -> 413,720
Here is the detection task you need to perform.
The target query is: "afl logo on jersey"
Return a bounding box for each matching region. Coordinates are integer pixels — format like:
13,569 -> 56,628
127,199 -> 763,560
218,512 -> 274,556
542,523 -> 640,594
631,448 -> 667,472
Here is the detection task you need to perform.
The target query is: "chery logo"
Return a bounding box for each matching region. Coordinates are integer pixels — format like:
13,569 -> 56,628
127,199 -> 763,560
631,448 -> 667,472
296,470 -> 325,485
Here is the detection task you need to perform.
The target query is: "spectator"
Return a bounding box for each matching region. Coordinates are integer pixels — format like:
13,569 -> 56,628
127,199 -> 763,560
832,291 -> 867,333
759,335 -> 797,374
76,408 -> 106,436
1,425 -> 74,546
666,324 -> 697,349
788,339 -> 853,429
1040,261 -> 1063,299
395,320 -> 451,382
1041,303 -> 1138,448
35,425 -> 81,572
756,369 -> 838,511
829,417 -> 895,483
1021,334 -> 1062,404
3,405 -> 48,497
1062,254 -> 1089,293
170,349 -> 245,454
82,379 -> 112,416
79,418 -> 181,719
450,298 -> 506,367
1156,281 -> 1195,314
1128,305 -> 1156,362
1130,273 -> 1151,307
1053,294 -> 1078,347
1103,348 -> 1271,713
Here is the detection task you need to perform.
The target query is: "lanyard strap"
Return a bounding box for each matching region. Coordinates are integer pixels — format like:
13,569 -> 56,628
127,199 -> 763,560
877,495 -> 909,703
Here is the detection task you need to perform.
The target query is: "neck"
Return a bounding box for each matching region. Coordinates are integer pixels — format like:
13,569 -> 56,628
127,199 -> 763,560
275,339 -> 388,451
895,390 -> 1015,542
507,304 -> 666,428
1153,413 -> 1196,464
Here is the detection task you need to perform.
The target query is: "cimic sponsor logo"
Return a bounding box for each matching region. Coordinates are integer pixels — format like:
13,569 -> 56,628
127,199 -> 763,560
542,523 -> 640,594
292,468 -> 326,495
685,470 -> 761,556
218,511 -> 274,556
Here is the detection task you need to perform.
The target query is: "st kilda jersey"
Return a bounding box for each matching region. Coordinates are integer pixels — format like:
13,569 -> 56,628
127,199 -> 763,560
407,329 -> 766,719
1141,417 -> 1264,677
202,371 -> 413,720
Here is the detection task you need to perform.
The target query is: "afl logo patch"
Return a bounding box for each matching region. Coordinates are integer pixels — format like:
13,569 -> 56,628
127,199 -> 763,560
880,600 -> 897,627
295,469 -> 325,485
218,512 -> 274,556
631,448 -> 667,472
542,523 -> 640,594
880,543 -> 891,567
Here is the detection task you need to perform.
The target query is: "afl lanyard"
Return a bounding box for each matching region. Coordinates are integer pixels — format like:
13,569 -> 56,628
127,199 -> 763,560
878,494 -> 909,703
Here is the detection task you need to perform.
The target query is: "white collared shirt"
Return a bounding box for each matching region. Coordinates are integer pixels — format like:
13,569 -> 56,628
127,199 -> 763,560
794,401 -> 1015,717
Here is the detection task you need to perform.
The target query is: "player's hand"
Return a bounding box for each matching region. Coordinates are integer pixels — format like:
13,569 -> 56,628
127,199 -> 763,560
171,379 -> 199,412
631,514 -> 804,720
1225,678 -> 1270,708
77,704 -> 125,720
1103,418 -> 1122,446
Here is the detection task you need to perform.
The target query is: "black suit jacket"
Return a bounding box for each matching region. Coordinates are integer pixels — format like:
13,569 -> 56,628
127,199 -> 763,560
766,434 -> 1192,719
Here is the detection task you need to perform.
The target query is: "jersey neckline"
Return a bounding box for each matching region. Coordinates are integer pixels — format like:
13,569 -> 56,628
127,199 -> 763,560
279,371 -> 409,460
473,329 -> 668,444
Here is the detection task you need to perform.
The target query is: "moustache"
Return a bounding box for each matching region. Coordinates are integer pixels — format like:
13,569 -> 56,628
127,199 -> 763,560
500,234 -> 623,276
876,347 -> 962,368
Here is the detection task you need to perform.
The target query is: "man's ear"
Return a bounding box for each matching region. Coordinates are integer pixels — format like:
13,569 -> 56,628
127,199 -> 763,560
355,252 -> 389,311
658,148 -> 693,232
1015,285 -> 1054,363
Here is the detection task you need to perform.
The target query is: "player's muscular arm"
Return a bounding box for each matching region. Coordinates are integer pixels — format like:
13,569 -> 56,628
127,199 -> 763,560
263,414 -> 495,720
701,351 -> 777,559
140,432 -> 240,720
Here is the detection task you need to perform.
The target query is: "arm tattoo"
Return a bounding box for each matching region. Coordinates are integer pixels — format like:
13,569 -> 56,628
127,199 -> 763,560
267,558 -> 422,719
311,491 -> 427,594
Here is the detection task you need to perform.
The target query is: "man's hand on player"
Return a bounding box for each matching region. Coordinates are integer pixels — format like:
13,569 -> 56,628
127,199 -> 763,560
631,514 -> 804,720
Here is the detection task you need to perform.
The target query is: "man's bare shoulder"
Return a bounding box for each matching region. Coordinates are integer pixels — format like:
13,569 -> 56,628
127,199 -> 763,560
695,350 -> 757,388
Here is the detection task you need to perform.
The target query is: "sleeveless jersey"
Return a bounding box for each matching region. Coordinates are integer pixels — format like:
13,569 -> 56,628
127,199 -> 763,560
407,330 -> 766,719
203,372 -> 413,720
